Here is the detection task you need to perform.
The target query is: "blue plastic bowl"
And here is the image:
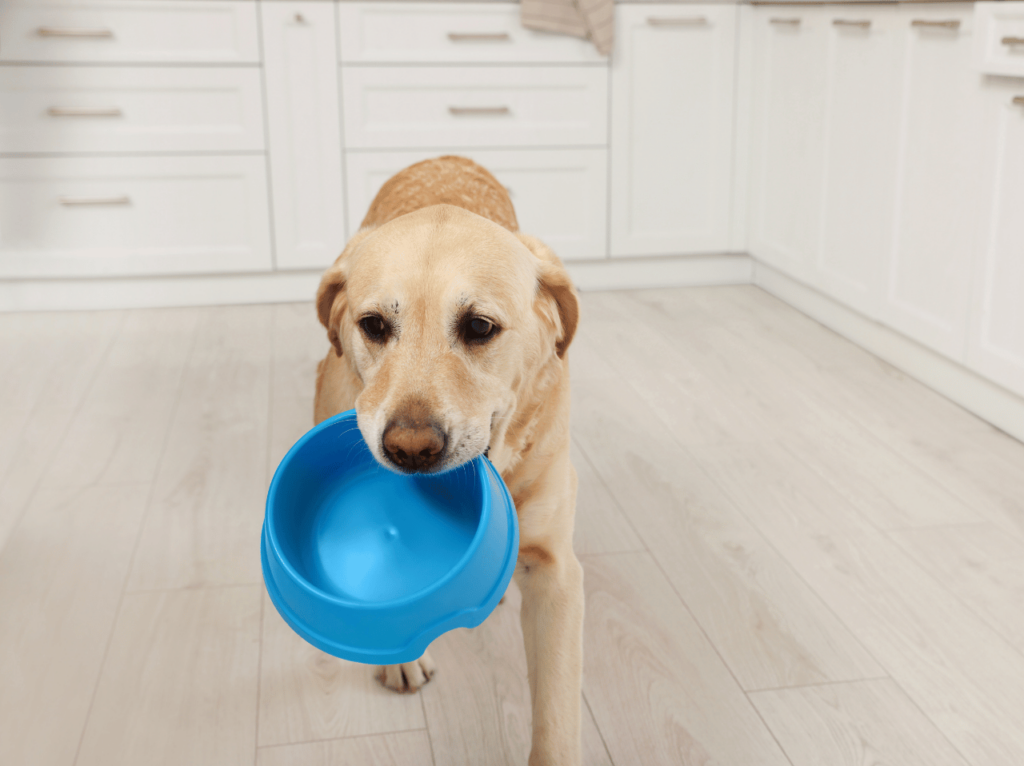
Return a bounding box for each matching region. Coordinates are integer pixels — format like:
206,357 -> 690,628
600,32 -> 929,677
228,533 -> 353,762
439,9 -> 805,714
261,409 -> 518,665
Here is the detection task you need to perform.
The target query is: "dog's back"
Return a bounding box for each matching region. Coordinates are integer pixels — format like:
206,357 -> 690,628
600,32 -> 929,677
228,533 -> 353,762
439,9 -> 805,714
360,155 -> 518,232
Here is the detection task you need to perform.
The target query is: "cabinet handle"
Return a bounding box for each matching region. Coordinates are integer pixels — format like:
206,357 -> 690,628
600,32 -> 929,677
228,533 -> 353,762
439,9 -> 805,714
833,19 -> 872,29
647,17 -> 708,26
449,106 -> 511,116
37,27 -> 114,38
1002,36 -> 1024,46
911,19 -> 960,29
770,18 -> 801,26
59,195 -> 131,206
1012,96 -> 1024,106
294,13 -> 305,24
48,107 -> 122,118
447,32 -> 511,42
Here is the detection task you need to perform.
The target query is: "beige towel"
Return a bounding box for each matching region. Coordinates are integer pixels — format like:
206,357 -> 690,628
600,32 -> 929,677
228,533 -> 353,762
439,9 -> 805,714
520,0 -> 614,56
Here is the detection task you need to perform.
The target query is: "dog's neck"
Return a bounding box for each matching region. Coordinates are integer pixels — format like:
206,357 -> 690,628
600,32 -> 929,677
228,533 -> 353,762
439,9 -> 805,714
489,352 -> 571,488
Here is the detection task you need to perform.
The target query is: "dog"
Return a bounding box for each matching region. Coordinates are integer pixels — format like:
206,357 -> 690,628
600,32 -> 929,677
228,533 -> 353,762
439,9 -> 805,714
313,155 -> 584,765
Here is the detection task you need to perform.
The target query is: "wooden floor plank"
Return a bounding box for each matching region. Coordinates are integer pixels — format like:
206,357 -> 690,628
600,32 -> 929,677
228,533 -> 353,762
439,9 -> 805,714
126,305 -> 272,591
0,483 -> 150,766
42,308 -> 199,490
571,439 -> 645,557
258,591 -> 426,747
0,310 -> 123,549
750,679 -> 969,766
268,303 -> 328,473
890,523 -> 1024,652
257,731 -> 435,766
420,580 -> 611,766
76,586 -> 262,766
581,551 -> 789,766
780,426 -> 980,529
698,440 -> 1024,766
573,374 -> 882,691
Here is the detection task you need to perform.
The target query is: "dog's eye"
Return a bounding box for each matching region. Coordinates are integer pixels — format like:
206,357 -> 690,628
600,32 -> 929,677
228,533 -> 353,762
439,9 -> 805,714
463,317 -> 499,344
359,315 -> 388,342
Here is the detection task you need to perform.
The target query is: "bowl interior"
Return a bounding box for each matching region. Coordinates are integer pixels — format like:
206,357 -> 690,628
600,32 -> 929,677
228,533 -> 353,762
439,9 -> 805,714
270,418 -> 484,604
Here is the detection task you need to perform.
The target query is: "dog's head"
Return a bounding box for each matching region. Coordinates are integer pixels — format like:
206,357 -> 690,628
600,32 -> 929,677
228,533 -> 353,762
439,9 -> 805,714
316,204 -> 578,475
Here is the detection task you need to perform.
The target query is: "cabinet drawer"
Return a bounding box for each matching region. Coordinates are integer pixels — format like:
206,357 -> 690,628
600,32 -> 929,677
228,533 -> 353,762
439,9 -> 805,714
975,1 -> 1024,77
338,2 -> 605,64
0,155 -> 272,278
342,67 -> 608,149
345,149 -> 608,261
0,1 -> 260,64
0,67 -> 265,154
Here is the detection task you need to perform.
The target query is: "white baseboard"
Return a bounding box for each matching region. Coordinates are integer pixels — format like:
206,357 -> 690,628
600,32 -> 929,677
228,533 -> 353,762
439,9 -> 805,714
568,253 -> 754,292
0,269 -> 324,312
754,262 -> 1024,445
0,253 -> 755,312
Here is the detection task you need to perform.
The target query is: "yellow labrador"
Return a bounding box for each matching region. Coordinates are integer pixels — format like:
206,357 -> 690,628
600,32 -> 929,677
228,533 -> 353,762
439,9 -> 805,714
313,156 -> 583,765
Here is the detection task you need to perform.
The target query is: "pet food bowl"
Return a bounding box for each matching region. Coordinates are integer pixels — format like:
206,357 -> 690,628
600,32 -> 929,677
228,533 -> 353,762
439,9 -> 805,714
261,409 -> 518,665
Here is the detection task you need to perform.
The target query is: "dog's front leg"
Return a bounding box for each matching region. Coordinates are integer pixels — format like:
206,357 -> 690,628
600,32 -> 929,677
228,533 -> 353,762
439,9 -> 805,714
515,539 -> 584,766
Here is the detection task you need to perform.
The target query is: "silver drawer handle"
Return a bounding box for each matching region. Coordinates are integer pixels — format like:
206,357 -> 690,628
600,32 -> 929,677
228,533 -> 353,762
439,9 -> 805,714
59,195 -> 131,206
1003,36 -> 1024,46
37,27 -> 114,38
48,107 -> 123,118
647,17 -> 708,27
833,19 -> 872,29
1013,96 -> 1024,106
449,106 -> 511,116
770,18 -> 801,26
447,32 -> 511,42
911,19 -> 961,29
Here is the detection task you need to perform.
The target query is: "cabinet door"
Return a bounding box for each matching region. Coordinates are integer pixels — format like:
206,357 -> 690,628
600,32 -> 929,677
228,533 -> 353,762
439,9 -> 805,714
340,66 -> 608,150
0,155 -> 272,278
816,7 -> 903,319
610,5 -> 736,257
0,0 -> 260,64
968,84 -> 1024,398
261,1 -> 346,271
344,148 -> 608,261
0,66 -> 265,155
748,7 -> 828,283
882,5 -> 986,359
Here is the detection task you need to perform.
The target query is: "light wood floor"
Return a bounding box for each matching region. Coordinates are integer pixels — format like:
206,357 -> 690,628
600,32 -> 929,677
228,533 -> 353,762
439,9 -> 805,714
3,286 -> 1024,766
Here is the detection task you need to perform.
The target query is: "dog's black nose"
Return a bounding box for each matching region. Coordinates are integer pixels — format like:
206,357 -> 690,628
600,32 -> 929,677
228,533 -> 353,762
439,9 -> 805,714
382,418 -> 446,471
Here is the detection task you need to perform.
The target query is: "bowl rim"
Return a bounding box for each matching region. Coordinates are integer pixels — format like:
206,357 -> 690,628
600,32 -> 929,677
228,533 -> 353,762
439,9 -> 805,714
264,408 -> 497,611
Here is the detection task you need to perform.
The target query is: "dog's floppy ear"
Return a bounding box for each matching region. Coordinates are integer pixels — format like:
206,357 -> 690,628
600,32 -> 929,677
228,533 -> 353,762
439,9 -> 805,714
316,263 -> 347,357
517,233 -> 579,359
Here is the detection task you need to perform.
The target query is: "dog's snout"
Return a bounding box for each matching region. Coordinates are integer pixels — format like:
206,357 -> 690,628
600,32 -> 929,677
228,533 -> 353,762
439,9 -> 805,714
382,417 -> 446,471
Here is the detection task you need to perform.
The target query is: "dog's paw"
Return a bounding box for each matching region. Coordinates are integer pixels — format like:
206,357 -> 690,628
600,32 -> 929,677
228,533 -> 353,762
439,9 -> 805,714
376,651 -> 436,694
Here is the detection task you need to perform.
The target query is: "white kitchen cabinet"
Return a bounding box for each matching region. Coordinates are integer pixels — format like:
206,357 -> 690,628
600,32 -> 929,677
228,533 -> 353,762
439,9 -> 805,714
344,149 -> 608,261
882,5 -> 987,359
816,6 -> 903,319
968,82 -> 1024,397
974,1 -> 1024,77
609,5 -> 736,257
0,66 -> 265,155
261,1 -> 346,271
0,0 -> 260,65
748,7 -> 829,283
337,2 -> 605,64
0,155 -> 272,278
340,66 -> 608,150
